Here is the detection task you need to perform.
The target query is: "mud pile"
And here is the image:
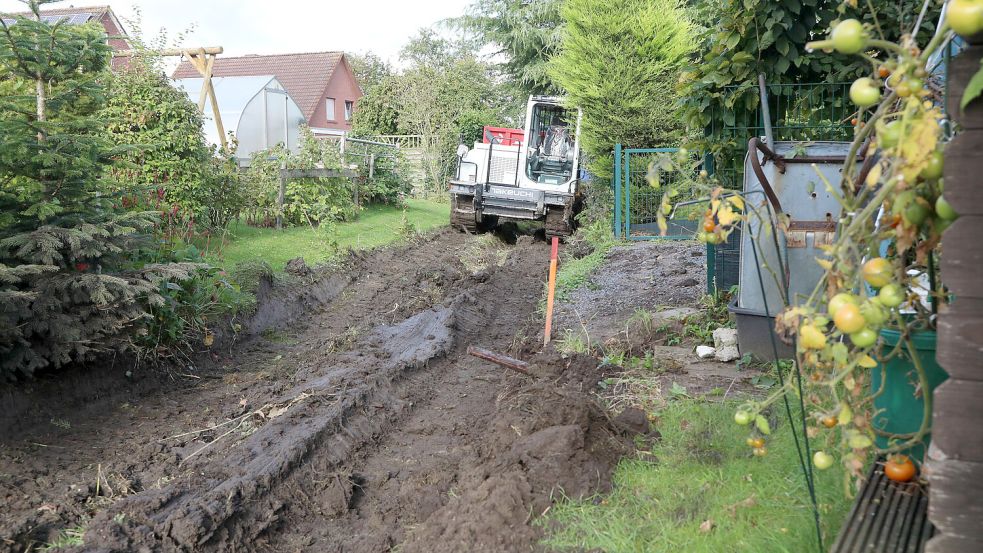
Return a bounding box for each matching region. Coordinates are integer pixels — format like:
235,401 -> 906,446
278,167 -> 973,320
401,353 -> 640,552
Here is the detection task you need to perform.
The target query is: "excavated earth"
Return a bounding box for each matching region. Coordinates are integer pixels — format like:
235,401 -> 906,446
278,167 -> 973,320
0,229 -> 643,553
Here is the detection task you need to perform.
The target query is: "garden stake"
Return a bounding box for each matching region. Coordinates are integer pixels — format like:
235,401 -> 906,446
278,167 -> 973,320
544,237 -> 559,346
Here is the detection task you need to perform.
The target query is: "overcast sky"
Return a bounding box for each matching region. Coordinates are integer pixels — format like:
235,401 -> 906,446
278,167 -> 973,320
0,0 -> 473,64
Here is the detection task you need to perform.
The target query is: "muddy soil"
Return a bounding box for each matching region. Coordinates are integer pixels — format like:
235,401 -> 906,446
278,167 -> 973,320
0,229 -> 637,553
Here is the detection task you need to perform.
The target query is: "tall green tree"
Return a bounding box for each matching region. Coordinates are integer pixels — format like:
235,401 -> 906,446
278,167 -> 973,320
0,1 -> 195,377
347,51 -> 394,95
393,29 -> 515,194
457,0 -> 564,95
549,0 -> 695,175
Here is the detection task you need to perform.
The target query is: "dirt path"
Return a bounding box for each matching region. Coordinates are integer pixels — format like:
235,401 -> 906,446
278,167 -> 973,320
0,230 -> 636,553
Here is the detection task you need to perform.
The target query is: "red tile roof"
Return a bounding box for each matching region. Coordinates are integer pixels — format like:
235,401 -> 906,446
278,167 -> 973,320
2,4 -> 112,16
172,51 -> 344,121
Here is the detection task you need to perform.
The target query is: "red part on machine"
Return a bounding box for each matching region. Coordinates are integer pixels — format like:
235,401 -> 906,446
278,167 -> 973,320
482,126 -> 524,146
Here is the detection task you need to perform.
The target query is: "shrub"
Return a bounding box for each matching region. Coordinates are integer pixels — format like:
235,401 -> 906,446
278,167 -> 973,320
548,0 -> 694,224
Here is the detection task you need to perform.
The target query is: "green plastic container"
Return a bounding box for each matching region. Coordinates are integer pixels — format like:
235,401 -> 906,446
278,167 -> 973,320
871,329 -> 948,461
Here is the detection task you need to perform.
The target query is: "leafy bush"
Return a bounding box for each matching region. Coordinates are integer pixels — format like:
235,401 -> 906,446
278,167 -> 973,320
243,129 -> 357,227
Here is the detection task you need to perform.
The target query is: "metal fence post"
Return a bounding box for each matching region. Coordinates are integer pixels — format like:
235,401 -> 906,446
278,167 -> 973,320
613,143 -> 622,238
706,242 -> 716,295
276,160 -> 286,231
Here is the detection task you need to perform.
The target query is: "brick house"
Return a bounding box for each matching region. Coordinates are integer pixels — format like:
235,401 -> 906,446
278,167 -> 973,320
172,51 -> 363,138
0,4 -> 130,63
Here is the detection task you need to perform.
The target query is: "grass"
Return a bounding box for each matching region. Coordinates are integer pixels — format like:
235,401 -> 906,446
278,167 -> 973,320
540,399 -> 852,553
207,198 -> 449,271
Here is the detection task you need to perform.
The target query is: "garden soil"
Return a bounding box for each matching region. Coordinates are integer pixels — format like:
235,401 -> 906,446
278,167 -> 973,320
0,229 -> 691,552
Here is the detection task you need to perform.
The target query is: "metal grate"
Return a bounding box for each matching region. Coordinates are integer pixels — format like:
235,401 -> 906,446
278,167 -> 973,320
831,460 -> 935,553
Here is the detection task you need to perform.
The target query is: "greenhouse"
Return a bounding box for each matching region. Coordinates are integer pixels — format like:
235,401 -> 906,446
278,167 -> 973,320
174,75 -> 305,161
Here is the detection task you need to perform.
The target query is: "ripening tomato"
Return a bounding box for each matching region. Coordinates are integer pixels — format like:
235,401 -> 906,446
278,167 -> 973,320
704,220 -> 717,232
834,304 -> 867,334
748,437 -> 765,449
734,411 -> 752,426
828,293 -> 858,317
799,324 -> 828,350
878,66 -> 891,79
884,455 -> 917,482
862,257 -> 893,288
821,416 -> 838,428
831,19 -> 867,54
752,446 -> 768,457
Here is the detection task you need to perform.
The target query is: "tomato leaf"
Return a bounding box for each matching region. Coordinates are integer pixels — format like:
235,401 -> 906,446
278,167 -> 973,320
755,415 -> 771,435
960,60 -> 983,111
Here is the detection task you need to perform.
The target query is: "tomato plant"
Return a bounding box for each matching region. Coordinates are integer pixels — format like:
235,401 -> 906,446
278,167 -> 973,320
682,7 -> 966,485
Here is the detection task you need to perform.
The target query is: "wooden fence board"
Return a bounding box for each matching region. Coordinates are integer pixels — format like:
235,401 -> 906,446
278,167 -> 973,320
947,46 -> 983,130
930,380 -> 983,462
940,216 -> 983,298
927,459 -> 983,542
942,131 -> 983,214
925,535 -> 983,553
937,298 -> 983,378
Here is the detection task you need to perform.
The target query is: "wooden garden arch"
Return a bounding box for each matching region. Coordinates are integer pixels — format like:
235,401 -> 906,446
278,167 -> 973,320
117,46 -> 228,152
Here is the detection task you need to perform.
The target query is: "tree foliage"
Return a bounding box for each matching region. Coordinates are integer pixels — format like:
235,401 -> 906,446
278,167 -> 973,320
391,29 -> 516,194
678,0 -> 940,139
548,0 -> 695,177
457,0 -> 564,95
0,1 -> 216,378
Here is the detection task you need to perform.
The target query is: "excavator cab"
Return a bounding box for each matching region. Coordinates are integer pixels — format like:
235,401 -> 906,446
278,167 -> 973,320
525,103 -> 577,185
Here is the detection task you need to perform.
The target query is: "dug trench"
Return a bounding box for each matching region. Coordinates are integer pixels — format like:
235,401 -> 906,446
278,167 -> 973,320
1,229 -> 645,552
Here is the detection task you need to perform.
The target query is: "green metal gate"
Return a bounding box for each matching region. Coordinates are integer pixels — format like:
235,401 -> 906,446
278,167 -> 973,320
613,145 -> 703,241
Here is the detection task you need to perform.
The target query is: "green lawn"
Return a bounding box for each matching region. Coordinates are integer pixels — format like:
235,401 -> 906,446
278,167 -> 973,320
541,399 -> 852,553
207,198 -> 449,270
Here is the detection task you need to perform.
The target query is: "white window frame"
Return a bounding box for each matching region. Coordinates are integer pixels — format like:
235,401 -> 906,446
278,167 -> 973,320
326,97 -> 336,121
344,100 -> 354,121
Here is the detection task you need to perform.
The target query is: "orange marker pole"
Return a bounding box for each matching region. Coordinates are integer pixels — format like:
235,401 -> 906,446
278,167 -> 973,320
544,236 -> 559,346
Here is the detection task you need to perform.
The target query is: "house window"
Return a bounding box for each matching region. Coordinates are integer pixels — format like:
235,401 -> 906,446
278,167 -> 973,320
326,98 -> 336,121
344,100 -> 354,121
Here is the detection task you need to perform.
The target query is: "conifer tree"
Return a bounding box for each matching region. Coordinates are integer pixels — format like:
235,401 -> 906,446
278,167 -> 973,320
0,0 -> 195,378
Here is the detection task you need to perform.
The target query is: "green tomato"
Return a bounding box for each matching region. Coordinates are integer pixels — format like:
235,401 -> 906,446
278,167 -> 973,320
813,451 -> 835,470
878,283 -> 905,308
831,19 -> 867,54
734,410 -> 752,426
921,151 -> 944,181
903,199 -> 930,227
877,120 -> 902,149
947,0 -> 983,38
850,78 -> 882,107
850,327 -> 879,348
861,300 -> 888,328
936,195 -> 958,220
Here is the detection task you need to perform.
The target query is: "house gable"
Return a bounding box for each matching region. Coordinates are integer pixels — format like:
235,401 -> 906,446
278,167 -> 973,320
308,55 -> 363,131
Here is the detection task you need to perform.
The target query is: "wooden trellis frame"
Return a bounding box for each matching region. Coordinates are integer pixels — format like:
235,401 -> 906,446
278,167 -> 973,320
117,46 -> 228,152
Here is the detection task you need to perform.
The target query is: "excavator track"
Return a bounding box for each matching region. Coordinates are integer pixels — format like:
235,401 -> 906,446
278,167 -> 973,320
450,194 -> 480,233
544,206 -> 573,239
